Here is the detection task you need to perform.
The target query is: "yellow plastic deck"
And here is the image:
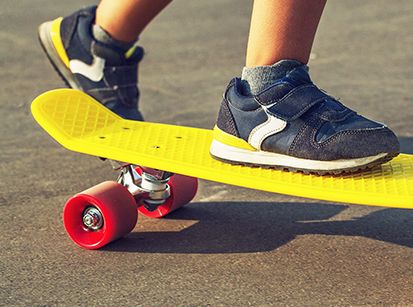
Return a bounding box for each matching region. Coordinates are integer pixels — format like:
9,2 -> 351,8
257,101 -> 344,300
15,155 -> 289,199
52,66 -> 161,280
31,89 -> 413,209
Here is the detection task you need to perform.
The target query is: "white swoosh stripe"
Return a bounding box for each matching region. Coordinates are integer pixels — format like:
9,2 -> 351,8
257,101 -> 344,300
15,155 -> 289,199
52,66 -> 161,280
69,55 -> 105,82
248,113 -> 287,149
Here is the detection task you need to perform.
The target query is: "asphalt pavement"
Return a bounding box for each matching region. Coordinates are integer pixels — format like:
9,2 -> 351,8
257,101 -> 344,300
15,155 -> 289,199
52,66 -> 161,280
1,0 -> 412,305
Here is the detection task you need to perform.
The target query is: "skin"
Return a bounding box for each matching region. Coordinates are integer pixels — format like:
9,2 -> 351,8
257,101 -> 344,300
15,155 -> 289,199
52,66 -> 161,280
95,0 -> 327,65
245,0 -> 327,66
96,0 -> 173,42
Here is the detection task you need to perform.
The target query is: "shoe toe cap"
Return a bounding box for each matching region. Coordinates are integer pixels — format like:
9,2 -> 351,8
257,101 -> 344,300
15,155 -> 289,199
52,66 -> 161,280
320,126 -> 400,159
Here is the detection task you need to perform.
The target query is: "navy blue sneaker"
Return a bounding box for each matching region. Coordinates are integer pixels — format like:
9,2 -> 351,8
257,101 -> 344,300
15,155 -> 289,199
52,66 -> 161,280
38,6 -> 144,120
210,64 -> 400,174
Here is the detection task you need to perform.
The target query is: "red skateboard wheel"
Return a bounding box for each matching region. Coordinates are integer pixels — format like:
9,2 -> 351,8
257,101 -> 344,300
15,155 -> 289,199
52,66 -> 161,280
137,169 -> 198,218
63,181 -> 137,249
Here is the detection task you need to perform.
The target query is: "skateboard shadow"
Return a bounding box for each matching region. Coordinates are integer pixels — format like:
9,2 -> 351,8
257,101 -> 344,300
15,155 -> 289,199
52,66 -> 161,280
103,201 -> 413,253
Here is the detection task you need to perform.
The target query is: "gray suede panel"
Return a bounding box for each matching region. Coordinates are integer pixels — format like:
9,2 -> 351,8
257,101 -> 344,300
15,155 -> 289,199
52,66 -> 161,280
216,98 -> 240,138
289,115 -> 400,160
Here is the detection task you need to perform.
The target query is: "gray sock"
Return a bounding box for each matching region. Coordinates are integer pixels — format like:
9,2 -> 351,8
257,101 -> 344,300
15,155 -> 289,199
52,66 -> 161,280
241,59 -> 303,95
92,24 -> 135,52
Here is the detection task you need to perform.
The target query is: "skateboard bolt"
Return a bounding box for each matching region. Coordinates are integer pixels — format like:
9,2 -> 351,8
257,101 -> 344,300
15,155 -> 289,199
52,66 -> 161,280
82,207 -> 103,230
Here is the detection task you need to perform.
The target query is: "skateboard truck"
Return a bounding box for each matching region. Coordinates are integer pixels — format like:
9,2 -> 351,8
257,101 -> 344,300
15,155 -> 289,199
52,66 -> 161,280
117,164 -> 171,211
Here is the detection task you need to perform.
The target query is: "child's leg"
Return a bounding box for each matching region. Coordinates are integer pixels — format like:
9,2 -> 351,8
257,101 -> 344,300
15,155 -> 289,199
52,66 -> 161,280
211,0 -> 399,174
38,2 -> 167,121
96,0 -> 172,42
246,0 -> 326,67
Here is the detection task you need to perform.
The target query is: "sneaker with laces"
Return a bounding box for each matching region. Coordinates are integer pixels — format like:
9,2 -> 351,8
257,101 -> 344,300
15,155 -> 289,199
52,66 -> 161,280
38,6 -> 144,120
210,63 -> 400,174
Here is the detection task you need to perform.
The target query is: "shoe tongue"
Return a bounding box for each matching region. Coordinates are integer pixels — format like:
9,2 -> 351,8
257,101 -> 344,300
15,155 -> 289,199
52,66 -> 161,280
92,41 -> 143,65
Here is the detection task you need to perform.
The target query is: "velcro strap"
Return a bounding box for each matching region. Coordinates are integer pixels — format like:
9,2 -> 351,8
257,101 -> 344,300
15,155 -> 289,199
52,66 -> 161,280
105,64 -> 138,84
264,84 -> 327,121
318,107 -> 354,122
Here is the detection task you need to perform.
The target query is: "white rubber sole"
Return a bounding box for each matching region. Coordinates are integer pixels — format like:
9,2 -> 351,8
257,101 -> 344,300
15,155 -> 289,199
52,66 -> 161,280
210,140 -> 387,171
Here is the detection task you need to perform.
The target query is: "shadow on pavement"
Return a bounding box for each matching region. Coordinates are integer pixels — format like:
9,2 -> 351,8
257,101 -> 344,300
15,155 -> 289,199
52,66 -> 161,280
104,201 -> 413,253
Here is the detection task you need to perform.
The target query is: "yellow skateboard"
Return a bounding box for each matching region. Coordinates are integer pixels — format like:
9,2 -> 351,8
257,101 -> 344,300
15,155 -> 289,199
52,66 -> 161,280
31,89 -> 413,249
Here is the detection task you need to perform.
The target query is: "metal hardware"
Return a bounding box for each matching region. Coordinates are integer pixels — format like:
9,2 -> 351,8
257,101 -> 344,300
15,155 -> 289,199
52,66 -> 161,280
117,165 -> 172,210
140,166 -> 173,180
82,207 -> 103,230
